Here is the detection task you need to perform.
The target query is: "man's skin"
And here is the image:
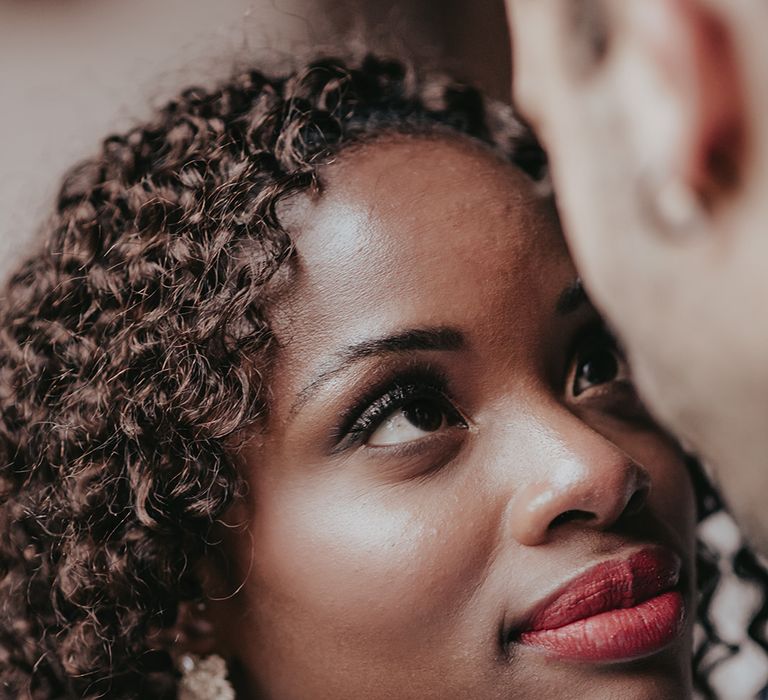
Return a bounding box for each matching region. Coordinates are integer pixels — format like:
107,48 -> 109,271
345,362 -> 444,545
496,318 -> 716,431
504,0 -> 768,554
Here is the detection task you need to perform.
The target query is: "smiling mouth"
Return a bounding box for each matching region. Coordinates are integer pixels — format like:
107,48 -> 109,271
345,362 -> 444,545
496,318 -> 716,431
507,547 -> 686,663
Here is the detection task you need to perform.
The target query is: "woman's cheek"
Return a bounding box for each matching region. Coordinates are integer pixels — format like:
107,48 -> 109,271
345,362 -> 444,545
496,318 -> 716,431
249,472 -> 495,640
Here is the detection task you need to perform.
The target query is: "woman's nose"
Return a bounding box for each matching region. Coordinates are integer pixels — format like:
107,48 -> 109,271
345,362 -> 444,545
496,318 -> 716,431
505,416 -> 651,547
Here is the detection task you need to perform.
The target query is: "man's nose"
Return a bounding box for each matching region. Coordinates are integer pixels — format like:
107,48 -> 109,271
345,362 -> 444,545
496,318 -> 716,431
504,411 -> 651,547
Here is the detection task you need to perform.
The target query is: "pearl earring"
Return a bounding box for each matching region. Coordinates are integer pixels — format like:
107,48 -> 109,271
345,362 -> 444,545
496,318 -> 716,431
178,654 -> 235,700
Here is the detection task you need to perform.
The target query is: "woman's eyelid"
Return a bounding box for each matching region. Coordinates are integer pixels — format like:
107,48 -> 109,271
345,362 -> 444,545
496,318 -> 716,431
355,384 -> 464,435
336,370 -> 468,449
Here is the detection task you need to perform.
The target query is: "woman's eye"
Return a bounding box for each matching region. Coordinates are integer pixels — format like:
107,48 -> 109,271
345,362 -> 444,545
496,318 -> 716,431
335,375 -> 468,454
367,398 -> 456,447
570,331 -> 630,397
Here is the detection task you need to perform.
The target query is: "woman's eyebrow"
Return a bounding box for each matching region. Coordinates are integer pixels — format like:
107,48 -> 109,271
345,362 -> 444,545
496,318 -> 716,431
339,326 -> 464,361
556,278 -> 590,315
290,326 -> 465,416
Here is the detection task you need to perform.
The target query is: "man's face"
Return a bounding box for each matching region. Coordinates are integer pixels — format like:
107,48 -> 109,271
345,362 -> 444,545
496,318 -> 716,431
505,0 -> 768,553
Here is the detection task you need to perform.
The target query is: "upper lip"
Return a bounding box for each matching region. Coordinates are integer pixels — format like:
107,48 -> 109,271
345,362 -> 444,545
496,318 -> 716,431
509,546 -> 682,638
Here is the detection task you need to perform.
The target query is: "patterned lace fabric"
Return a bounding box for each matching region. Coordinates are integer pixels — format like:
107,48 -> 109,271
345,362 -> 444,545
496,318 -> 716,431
696,511 -> 768,699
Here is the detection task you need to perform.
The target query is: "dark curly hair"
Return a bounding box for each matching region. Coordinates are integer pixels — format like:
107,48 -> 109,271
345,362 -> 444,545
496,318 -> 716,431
0,53 -> 763,700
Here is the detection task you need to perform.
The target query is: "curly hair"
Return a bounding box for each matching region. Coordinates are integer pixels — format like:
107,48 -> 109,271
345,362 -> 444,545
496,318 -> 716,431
0,55 -> 545,699
0,53 -> 764,700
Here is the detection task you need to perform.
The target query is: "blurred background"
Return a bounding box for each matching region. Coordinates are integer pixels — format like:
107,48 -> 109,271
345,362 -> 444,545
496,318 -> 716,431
0,1 -> 765,697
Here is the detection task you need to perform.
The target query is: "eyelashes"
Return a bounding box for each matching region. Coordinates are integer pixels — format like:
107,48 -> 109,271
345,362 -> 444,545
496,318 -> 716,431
331,369 -> 467,453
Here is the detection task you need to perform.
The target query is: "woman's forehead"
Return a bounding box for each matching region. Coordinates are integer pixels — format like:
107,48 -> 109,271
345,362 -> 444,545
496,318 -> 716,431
285,135 -> 563,294
270,135 -> 572,368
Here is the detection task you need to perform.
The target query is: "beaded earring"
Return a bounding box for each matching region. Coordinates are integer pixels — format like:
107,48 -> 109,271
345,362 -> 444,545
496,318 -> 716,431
178,654 -> 235,700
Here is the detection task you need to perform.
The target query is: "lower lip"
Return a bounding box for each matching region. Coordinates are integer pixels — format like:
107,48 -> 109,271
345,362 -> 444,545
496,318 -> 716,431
519,590 -> 685,663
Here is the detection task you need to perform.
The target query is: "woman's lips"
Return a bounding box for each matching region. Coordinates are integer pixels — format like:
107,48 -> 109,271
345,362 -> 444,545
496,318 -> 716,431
512,547 -> 685,663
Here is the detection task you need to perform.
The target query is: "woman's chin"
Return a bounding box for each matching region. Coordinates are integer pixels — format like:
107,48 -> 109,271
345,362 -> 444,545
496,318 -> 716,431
508,637 -> 692,700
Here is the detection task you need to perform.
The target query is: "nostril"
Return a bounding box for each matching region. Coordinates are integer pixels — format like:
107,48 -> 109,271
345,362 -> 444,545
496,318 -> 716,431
548,509 -> 596,530
623,487 -> 649,518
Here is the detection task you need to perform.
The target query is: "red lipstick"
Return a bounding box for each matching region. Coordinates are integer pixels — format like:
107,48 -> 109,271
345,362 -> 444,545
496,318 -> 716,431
515,547 -> 685,663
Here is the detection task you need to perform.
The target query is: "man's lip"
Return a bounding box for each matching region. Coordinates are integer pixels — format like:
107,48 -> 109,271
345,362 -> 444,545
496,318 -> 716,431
506,546 -> 685,662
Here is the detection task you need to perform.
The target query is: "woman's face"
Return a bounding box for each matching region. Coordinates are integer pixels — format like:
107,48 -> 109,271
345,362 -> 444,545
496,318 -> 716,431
205,136 -> 696,699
